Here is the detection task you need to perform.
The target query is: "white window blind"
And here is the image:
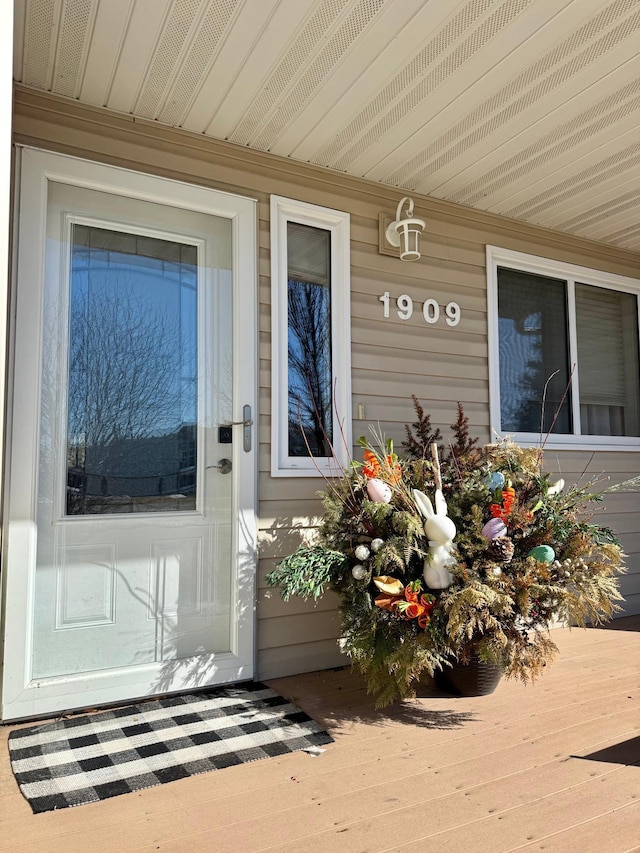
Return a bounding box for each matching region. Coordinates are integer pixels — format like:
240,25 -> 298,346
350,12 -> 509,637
575,283 -> 640,437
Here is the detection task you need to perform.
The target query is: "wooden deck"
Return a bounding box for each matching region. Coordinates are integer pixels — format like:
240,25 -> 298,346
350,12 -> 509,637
1,618 -> 639,853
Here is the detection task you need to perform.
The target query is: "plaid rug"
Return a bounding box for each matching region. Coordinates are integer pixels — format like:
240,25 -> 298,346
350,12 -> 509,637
7,682 -> 332,813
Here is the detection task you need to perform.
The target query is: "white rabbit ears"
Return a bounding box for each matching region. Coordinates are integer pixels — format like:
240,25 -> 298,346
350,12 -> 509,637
413,489 -> 433,518
413,488 -> 448,518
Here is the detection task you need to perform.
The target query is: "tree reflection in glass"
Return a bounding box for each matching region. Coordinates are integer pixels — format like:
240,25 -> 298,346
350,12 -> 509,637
66,225 -> 198,514
498,268 -> 572,435
287,222 -> 333,457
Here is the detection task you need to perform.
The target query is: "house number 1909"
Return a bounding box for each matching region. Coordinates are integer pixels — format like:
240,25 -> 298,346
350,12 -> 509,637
378,291 -> 461,326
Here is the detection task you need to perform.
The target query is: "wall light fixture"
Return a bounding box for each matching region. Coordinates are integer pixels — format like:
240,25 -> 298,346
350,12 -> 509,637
384,196 -> 425,261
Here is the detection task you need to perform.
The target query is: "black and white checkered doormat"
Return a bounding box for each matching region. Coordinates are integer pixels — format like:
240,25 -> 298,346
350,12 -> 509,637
8,682 -> 333,813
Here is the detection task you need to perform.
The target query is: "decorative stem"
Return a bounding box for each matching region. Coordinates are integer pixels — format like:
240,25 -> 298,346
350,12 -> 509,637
431,442 -> 442,491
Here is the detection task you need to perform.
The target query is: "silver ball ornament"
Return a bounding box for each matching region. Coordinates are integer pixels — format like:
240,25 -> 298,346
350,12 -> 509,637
351,565 -> 367,580
354,544 -> 370,561
371,538 -> 384,553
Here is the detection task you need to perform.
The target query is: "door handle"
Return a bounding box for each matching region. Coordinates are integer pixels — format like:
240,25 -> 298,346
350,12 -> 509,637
224,404 -> 252,452
206,458 -> 232,474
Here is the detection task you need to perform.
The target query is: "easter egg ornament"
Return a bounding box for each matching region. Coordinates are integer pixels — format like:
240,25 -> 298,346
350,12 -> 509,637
485,471 -> 505,491
366,478 -> 392,503
482,517 -> 507,540
527,544 -> 555,564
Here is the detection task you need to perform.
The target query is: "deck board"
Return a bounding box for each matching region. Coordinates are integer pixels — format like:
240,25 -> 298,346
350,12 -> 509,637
1,619 -> 638,853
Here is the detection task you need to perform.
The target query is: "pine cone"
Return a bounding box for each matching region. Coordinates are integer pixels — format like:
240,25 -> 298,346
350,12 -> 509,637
487,536 -> 514,563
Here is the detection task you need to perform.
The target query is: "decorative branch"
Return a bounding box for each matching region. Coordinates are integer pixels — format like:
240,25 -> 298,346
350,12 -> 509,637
541,365 -> 576,450
431,442 -> 442,492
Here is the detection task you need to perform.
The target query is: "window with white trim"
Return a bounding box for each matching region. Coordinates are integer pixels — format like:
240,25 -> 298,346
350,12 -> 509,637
271,196 -> 351,476
487,246 -> 640,449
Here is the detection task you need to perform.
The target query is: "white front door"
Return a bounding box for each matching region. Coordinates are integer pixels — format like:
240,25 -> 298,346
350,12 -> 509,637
2,149 -> 257,721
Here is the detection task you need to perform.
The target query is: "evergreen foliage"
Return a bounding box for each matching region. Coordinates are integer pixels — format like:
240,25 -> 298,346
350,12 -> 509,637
264,546 -> 347,601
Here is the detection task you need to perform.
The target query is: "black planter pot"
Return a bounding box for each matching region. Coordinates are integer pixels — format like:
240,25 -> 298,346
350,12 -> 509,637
435,656 -> 503,696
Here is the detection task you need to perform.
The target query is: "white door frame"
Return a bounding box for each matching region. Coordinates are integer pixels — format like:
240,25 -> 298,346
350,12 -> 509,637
0,0 -> 13,719
1,147 -> 258,721
0,7 -> 11,505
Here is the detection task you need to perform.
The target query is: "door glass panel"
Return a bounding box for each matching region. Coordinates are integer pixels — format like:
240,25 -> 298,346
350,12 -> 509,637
66,224 -> 198,515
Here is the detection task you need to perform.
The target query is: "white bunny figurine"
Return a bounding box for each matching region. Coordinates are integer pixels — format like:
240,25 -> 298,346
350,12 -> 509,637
413,488 -> 456,589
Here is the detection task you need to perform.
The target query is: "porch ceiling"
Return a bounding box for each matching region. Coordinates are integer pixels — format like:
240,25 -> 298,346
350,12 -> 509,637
13,0 -> 640,253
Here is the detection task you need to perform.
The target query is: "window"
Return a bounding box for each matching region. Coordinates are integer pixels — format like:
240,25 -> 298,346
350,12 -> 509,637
67,224 -> 198,514
271,196 -> 351,476
487,246 -> 640,449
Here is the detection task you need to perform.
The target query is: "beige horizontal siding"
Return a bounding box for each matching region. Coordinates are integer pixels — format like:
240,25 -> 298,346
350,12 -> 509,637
351,320 -> 488,361
256,589 -> 340,619
258,639 -> 344,679
11,87 -> 640,687
258,506 -> 324,530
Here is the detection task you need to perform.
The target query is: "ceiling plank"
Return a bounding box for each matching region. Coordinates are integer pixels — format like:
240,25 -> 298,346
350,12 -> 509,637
358,0 -> 582,181
378,0 -> 640,192
80,0 -> 136,106
179,0 -> 282,134
21,0 -> 58,90
51,0 -> 97,99
155,0 -> 242,126
105,0 -> 174,114
432,65 -> 640,205
489,127 -> 640,219
223,0 -> 356,146
12,0 -> 25,81
274,0 -> 432,157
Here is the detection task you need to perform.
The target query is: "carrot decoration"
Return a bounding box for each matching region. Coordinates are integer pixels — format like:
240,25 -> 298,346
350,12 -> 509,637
362,450 -> 380,479
373,578 -> 434,630
490,483 -> 516,521
362,449 -> 402,484
490,503 -> 504,519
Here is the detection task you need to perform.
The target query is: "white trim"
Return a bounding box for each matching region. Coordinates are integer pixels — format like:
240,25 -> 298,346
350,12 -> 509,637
565,278 -> 581,437
2,148 -> 258,720
270,195 -> 351,477
0,1 -> 11,496
0,3 -> 13,719
486,245 -> 640,451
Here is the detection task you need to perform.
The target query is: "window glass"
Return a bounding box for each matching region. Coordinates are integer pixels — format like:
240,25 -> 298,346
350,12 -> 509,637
575,283 -> 640,437
67,224 -> 198,514
271,195 -> 351,476
286,222 -> 333,456
497,267 -> 571,434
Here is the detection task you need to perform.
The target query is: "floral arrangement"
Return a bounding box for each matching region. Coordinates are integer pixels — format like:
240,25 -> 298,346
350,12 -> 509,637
266,401 -> 627,707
